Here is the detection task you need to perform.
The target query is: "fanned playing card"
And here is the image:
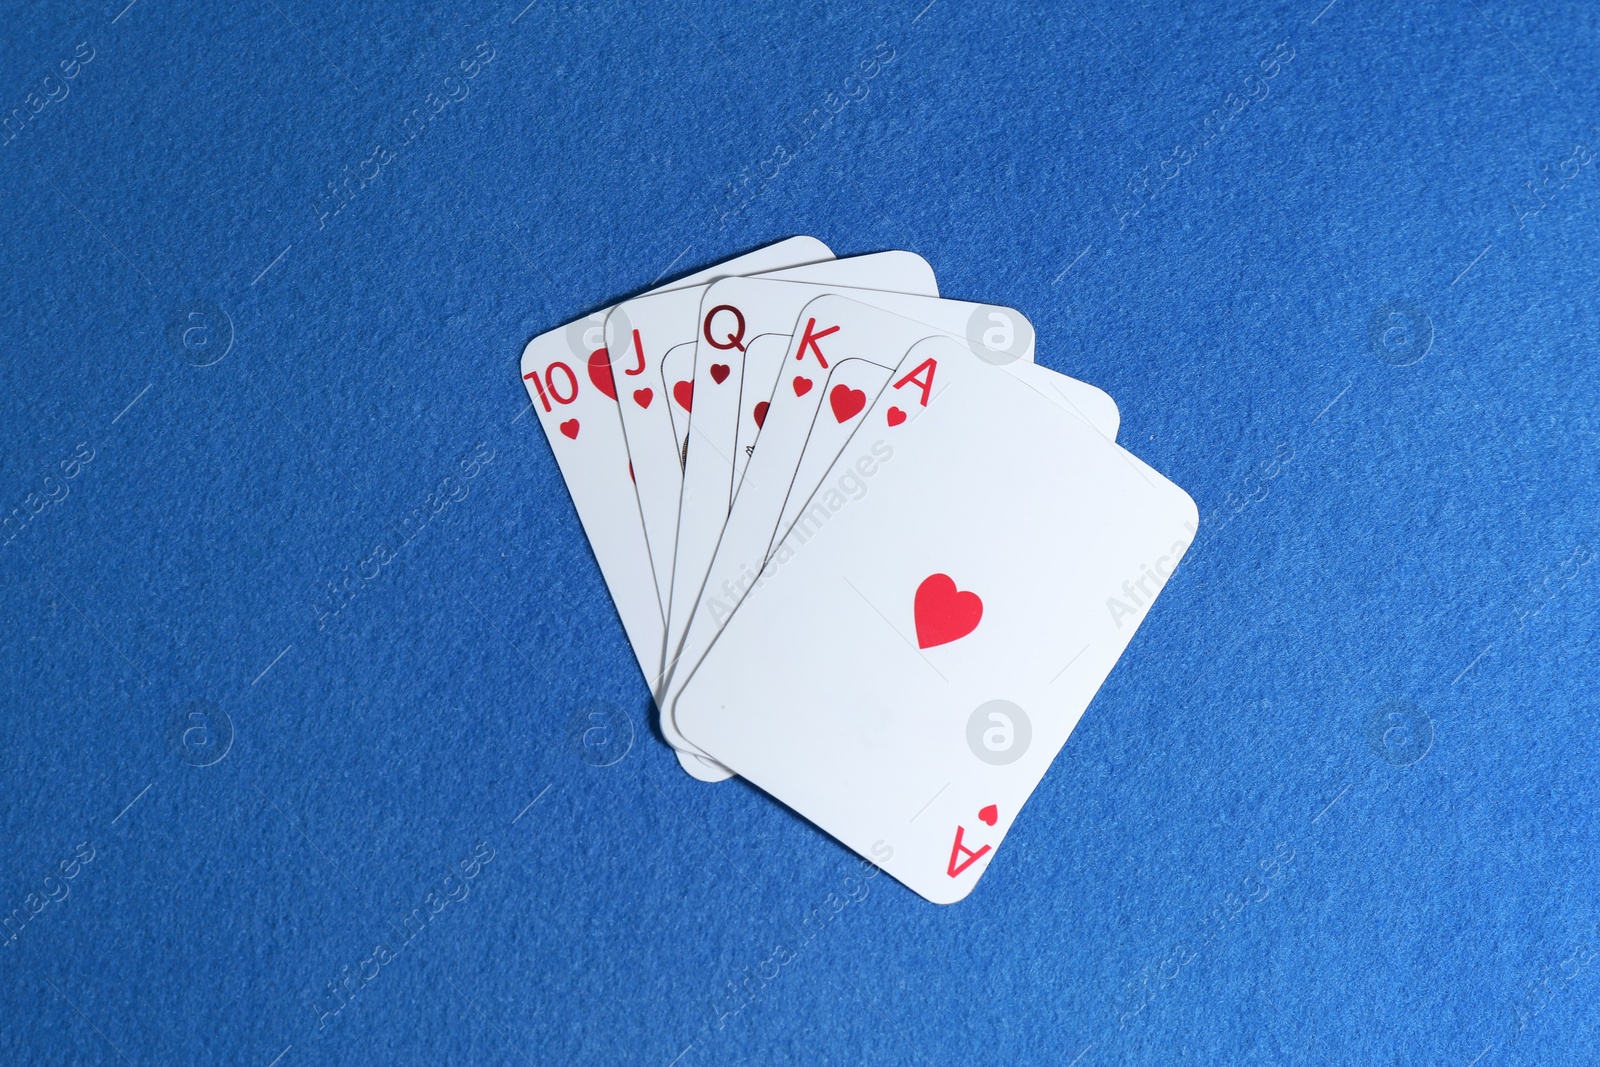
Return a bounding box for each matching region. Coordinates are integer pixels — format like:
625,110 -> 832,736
672,334 -> 1197,903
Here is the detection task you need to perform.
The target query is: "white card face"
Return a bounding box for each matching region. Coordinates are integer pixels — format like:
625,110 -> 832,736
660,294 -> 1120,742
604,252 -> 938,667
674,335 -> 1198,904
519,236 -> 832,688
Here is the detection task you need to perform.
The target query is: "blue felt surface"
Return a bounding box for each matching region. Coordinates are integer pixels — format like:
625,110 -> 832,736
3,0 -> 1599,1063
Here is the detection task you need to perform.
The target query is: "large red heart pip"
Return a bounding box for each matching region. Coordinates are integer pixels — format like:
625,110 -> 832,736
673,380 -> 694,411
587,348 -> 616,400
829,384 -> 866,423
914,573 -> 982,649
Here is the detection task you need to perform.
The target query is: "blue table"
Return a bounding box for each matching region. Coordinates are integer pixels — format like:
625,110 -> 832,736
3,0 -> 1597,1062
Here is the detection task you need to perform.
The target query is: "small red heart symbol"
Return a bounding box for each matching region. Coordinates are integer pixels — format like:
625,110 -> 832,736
914,573 -> 983,649
587,348 -> 616,400
829,384 -> 866,423
978,804 -> 998,826
753,401 -> 769,428
673,380 -> 693,411
887,406 -> 907,427
559,419 -> 579,439
633,388 -> 653,408
710,363 -> 730,384
793,376 -> 813,397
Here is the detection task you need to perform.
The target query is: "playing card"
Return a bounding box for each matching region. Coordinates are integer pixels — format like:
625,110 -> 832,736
673,334 -> 1197,903
603,252 -> 939,667
518,236 -> 831,687
660,295 -> 1119,756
